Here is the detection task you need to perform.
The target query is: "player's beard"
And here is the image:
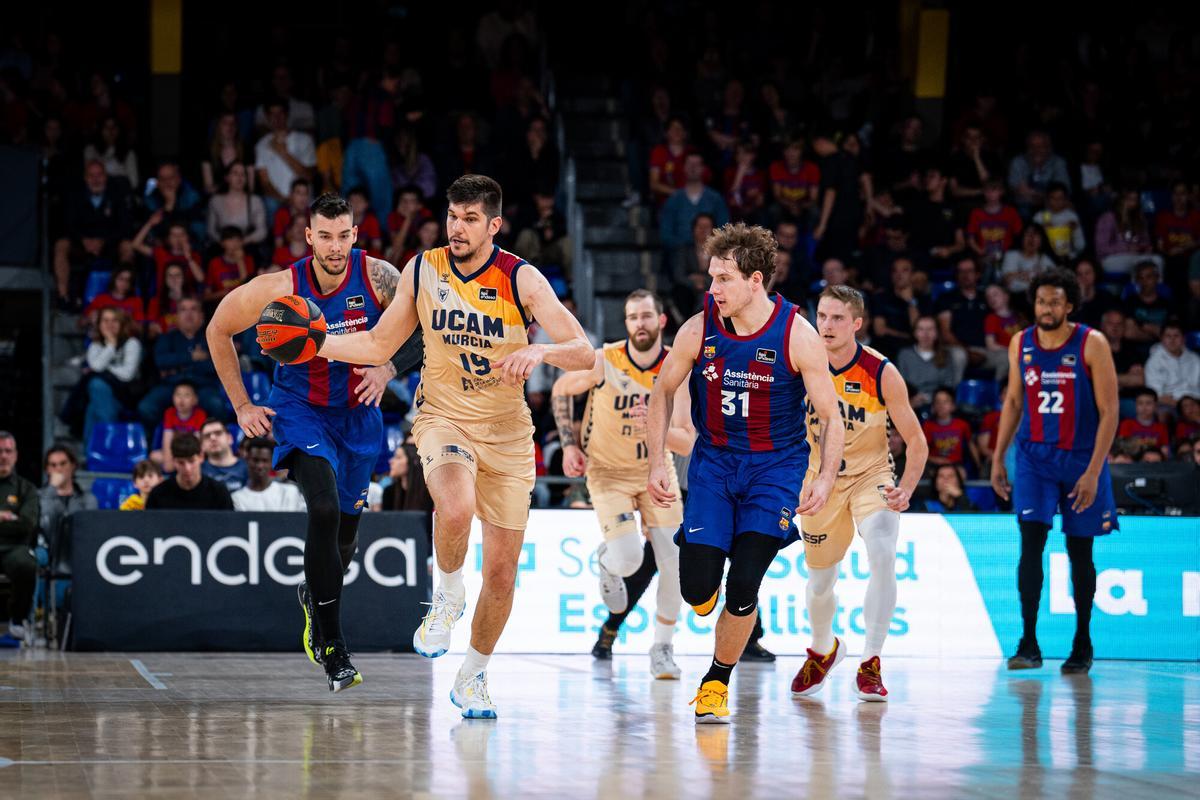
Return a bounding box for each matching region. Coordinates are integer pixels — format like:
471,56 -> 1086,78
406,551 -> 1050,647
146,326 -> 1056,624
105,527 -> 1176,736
315,251 -> 348,276
1036,313 -> 1065,331
629,328 -> 659,352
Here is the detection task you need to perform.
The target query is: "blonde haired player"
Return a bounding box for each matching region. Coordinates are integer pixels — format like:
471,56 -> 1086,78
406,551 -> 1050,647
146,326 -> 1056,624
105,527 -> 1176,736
551,289 -> 695,679
791,285 -> 928,702
317,174 -> 594,718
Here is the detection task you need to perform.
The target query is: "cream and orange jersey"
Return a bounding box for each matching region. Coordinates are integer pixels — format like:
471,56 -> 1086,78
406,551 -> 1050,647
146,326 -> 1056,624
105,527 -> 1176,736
582,340 -> 672,472
413,244 -> 533,423
805,343 -> 893,478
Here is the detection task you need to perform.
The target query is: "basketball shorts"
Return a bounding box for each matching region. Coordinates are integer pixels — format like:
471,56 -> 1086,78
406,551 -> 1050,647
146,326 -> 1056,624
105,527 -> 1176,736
678,441 -> 809,554
268,389 -> 383,515
1013,439 -> 1118,537
587,464 -> 682,540
412,411 -> 536,531
800,467 -> 895,568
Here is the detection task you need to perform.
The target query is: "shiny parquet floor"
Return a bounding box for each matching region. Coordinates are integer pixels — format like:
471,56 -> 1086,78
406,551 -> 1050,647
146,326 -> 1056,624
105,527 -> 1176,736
0,650 -> 1196,799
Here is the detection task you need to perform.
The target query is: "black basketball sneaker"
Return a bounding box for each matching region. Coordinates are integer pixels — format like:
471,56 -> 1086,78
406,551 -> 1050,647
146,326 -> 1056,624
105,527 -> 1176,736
591,626 -> 617,660
298,581 -> 322,665
323,640 -> 362,692
1061,640 -> 1093,674
1007,637 -> 1043,669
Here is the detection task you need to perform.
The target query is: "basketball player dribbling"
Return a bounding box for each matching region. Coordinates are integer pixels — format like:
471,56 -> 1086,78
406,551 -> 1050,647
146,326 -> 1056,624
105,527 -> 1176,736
317,174 -> 594,717
790,285 -> 928,702
550,289 -> 693,679
646,223 -> 845,723
208,193 -> 406,692
991,268 -> 1119,675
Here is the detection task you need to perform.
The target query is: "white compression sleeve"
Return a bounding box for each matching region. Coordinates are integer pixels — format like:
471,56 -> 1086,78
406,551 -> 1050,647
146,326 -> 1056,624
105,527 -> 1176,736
648,527 -> 681,625
806,564 -> 839,654
600,531 -> 644,577
858,510 -> 899,660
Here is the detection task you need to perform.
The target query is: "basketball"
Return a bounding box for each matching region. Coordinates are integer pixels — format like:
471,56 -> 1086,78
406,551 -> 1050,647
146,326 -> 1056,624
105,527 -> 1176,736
256,295 -> 326,365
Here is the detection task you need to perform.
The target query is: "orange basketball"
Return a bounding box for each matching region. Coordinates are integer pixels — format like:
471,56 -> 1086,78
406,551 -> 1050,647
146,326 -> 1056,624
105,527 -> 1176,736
256,295 -> 327,365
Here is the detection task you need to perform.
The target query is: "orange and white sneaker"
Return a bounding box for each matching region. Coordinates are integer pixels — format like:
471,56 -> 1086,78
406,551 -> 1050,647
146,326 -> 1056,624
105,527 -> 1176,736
855,656 -> 889,702
790,638 -> 845,697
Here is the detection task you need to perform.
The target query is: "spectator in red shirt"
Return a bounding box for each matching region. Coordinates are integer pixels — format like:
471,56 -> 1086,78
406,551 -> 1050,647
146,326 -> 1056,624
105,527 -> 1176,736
983,283 -> 1022,379
347,186 -> 384,256
649,116 -> 694,206
152,380 -> 208,473
132,216 -> 204,295
966,179 -> 1022,268
146,261 -> 193,338
922,387 -> 980,469
204,227 -> 252,303
1174,395 -> 1200,444
975,383 -> 1007,473
769,137 -> 821,221
271,215 -> 311,269
1155,180 -> 1200,258
386,185 -> 433,266
271,178 -> 311,248
723,140 -> 766,222
1117,387 -> 1171,457
83,265 -> 143,329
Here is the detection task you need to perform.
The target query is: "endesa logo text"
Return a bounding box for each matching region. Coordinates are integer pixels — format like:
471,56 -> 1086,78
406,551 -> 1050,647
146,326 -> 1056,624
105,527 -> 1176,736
96,521 -> 418,588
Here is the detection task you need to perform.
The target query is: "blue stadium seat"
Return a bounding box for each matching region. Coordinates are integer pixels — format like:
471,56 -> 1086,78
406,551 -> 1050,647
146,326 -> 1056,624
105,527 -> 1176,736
1187,331 -> 1200,353
245,371 -> 272,406
91,478 -> 137,509
965,485 -> 998,512
374,424 -> 406,475
86,423 -> 149,472
931,280 -> 958,301
83,270 -> 111,306
956,379 -> 1000,412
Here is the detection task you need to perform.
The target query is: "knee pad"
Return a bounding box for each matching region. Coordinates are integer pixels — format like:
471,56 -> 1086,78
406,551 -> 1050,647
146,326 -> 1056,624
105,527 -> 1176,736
679,540 -> 725,615
602,532 -> 645,577
723,532 -> 780,616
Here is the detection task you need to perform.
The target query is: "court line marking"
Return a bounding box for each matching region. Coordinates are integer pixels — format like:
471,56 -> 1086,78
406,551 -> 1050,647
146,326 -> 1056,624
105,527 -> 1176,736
2,758 -> 432,767
129,659 -> 168,690
1125,667 -> 1200,682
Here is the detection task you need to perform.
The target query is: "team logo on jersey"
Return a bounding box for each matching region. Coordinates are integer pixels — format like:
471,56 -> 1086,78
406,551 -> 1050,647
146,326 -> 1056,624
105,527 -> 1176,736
1062,354 -> 1077,366
1023,353 -> 1033,364
778,507 -> 792,531
479,287 -> 498,301
438,287 -> 449,302
346,294 -> 365,310
844,381 -> 861,394
702,363 -> 719,382
703,345 -> 716,359
755,348 -> 776,364
1024,368 -> 1039,386
439,272 -> 450,282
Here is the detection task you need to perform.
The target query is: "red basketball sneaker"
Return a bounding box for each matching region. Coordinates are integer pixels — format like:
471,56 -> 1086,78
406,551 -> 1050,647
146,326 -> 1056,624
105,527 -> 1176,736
790,638 -> 845,697
855,656 -> 889,702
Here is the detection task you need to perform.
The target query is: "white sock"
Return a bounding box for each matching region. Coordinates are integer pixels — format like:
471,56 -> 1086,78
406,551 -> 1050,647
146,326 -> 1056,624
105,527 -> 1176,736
457,645 -> 490,680
437,565 -> 465,601
859,511 -> 899,661
654,618 -> 675,645
806,565 -> 839,654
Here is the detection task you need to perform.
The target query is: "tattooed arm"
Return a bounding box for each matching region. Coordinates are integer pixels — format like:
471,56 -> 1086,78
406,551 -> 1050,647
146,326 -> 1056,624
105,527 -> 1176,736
550,350 -> 603,477
319,256 -> 418,366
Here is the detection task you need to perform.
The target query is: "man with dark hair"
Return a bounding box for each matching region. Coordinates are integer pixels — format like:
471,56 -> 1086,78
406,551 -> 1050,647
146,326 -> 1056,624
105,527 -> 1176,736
1126,261 -> 1174,344
0,432 -> 38,645
316,173 -> 594,717
208,191 -> 406,692
146,434 -> 234,510
199,419 -> 248,493
992,267 -> 1119,675
645,222 -> 844,722
137,296 -> 226,427
870,257 -> 931,359
1145,321 -> 1200,407
232,439 -> 306,512
53,159 -> 135,308
660,153 -> 730,250
38,445 -> 97,576
811,126 -> 864,262
935,256 -> 989,366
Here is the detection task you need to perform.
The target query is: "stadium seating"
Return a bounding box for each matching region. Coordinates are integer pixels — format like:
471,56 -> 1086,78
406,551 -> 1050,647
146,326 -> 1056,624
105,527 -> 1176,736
930,280 -> 958,301
374,424 -> 406,475
965,485 -> 998,512
91,478 -> 137,509
1187,331 -> 1200,353
83,271 -> 111,306
956,379 -> 1000,413
245,371 -> 272,406
86,423 -> 149,472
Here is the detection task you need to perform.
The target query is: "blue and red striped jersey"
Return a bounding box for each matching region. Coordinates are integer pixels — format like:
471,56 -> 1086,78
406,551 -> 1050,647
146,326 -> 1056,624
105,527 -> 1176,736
689,293 -> 809,452
272,248 -> 384,408
1016,323 -> 1099,453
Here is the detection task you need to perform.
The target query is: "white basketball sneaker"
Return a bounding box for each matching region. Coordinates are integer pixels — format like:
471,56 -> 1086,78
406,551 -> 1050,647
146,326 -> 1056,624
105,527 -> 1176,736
412,590 -> 465,658
451,670 -> 498,719
649,643 -> 681,680
596,543 -> 628,613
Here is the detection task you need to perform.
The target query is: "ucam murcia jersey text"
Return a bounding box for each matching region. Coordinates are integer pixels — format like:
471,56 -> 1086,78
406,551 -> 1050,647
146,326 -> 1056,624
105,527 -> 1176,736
582,341 -> 671,471
413,244 -> 533,423
805,342 -> 893,477
273,248 -> 383,408
690,293 -> 809,452
1016,323 -> 1099,453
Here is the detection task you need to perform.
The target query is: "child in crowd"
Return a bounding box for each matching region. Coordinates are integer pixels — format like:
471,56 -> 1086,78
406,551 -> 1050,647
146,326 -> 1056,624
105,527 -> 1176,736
1117,387 -> 1171,457
922,387 -> 980,470
348,186 -> 385,256
966,179 -> 1022,268
983,283 -> 1022,379
271,215 -> 311,269
204,226 -> 251,302
120,459 -> 163,510
272,178 -> 311,248
153,381 -> 208,472
1032,182 -> 1085,262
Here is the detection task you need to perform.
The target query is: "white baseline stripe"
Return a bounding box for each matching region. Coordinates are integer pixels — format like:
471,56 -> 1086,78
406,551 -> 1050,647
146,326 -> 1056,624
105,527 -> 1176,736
129,659 -> 168,690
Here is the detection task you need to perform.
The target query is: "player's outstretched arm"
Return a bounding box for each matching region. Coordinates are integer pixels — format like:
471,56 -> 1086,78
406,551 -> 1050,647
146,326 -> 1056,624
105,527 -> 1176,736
990,333 -> 1025,501
492,266 -> 593,386
880,362 -> 928,512
791,315 -> 844,516
666,380 -> 697,457
318,256 -> 418,367
1071,329 -> 1120,512
551,350 -> 603,477
206,270 -> 294,436
647,313 -> 702,506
